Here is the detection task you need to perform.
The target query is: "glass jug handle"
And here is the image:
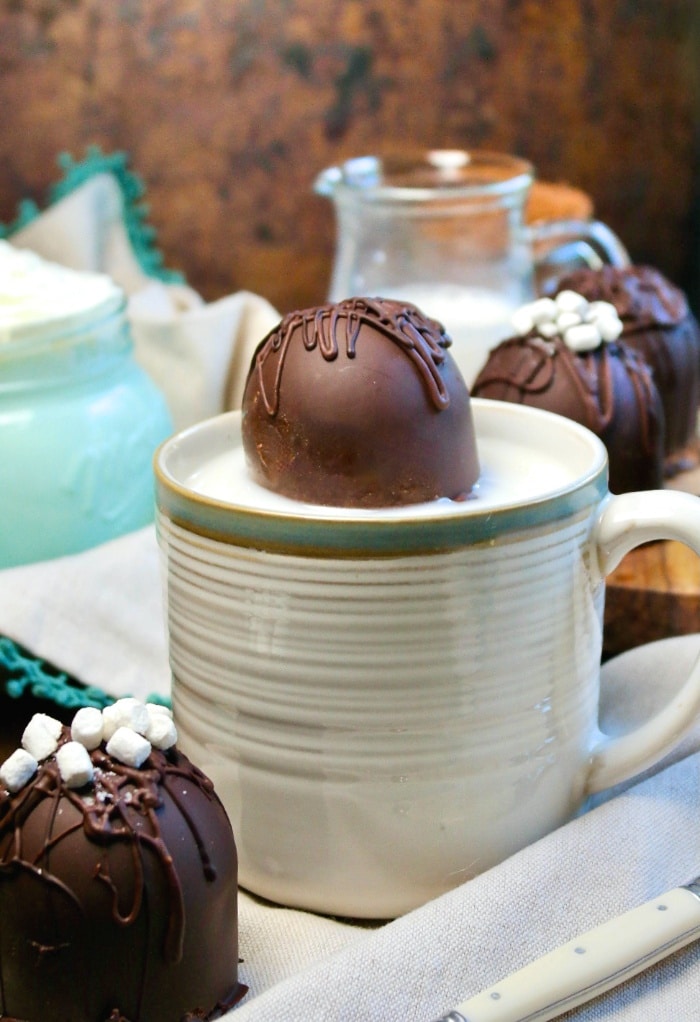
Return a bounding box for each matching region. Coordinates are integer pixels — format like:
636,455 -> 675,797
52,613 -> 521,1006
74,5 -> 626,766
528,218 -> 630,294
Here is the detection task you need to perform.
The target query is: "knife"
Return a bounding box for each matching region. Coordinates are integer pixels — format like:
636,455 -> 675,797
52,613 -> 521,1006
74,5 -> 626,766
433,878 -> 700,1022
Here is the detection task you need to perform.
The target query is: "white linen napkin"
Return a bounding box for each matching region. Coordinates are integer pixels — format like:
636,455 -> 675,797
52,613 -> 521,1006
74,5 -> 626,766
8,169 -> 280,429
0,526 -> 699,1021
0,527 -> 167,704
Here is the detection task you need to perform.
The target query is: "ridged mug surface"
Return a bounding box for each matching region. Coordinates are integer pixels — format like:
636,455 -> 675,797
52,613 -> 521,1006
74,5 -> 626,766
159,509 -> 603,917
155,401 -> 614,918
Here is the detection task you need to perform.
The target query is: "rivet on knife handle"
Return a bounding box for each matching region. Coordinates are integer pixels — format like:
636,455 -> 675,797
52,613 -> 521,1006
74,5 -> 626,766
432,881 -> 700,1022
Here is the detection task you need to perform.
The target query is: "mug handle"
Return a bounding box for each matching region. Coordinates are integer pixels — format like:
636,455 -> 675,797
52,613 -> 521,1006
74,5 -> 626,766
585,490 -> 700,796
528,218 -> 631,279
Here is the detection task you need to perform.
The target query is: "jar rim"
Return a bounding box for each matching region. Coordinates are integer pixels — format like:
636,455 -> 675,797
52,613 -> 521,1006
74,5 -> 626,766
0,290 -> 126,353
314,149 -> 534,204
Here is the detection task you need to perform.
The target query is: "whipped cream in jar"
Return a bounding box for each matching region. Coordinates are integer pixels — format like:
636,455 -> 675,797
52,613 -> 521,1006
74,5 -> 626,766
0,241 -> 173,567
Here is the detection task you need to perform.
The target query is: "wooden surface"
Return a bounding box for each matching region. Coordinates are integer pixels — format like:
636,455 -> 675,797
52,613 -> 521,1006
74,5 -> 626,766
604,539 -> 700,657
0,1 -> 697,316
603,456 -> 700,657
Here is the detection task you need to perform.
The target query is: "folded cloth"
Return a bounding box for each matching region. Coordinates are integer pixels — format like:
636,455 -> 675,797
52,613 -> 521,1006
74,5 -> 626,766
0,527 -> 699,1019
0,527 -> 167,704
236,753 -> 700,1022
8,165 -> 280,429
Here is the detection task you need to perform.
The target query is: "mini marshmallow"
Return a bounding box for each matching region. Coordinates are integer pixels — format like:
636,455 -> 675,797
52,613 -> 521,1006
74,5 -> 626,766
510,290 -> 624,353
510,305 -> 535,336
56,741 -> 94,789
556,311 -> 583,332
0,748 -> 38,793
528,297 -> 558,324
39,713 -> 64,740
145,702 -> 173,719
71,707 -> 104,750
537,320 -> 559,338
102,698 -> 151,741
584,300 -> 623,342
22,713 -> 63,760
106,726 -> 152,768
555,289 -> 588,315
564,323 -> 602,352
596,315 -> 623,342
585,300 -> 619,323
145,711 -> 178,751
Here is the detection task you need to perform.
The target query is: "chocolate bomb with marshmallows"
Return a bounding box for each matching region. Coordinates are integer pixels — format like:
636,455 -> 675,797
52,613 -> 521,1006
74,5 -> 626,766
0,703 -> 244,1022
550,265 -> 700,462
472,290 -> 665,494
241,296 -> 479,508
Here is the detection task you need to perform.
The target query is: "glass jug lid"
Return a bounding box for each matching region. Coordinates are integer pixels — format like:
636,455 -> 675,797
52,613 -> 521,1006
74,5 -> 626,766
314,149 -> 534,204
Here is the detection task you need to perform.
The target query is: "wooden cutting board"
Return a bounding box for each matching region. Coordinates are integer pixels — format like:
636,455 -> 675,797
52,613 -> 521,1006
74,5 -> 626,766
603,449 -> 700,658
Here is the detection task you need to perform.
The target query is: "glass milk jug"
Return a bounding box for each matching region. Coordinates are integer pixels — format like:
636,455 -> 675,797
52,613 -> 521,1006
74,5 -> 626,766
314,150 -> 629,385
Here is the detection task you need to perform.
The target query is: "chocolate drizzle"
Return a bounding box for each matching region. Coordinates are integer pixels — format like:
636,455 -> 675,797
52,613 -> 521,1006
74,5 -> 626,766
251,296 -> 453,417
473,334 -> 654,437
241,296 -> 479,508
552,266 -> 700,456
0,726 -> 241,1022
0,729 -> 213,965
555,265 -> 688,330
472,333 -> 665,493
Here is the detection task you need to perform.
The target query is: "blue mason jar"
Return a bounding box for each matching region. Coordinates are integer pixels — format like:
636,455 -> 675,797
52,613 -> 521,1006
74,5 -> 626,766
0,289 -> 173,567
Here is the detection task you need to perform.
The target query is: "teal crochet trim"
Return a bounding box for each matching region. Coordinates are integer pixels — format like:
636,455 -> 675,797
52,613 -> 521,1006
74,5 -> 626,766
0,197 -> 42,237
0,637 -> 113,710
0,637 -> 172,711
0,145 -> 183,284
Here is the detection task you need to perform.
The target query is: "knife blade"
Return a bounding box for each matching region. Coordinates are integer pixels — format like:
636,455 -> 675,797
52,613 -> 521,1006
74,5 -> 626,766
433,878 -> 700,1022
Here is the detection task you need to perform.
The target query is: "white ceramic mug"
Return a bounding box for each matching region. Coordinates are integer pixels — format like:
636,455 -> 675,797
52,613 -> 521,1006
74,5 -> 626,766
155,401 -> 700,919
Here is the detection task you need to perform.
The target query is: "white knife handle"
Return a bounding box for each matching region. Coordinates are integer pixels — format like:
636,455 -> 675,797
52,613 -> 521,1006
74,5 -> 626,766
435,885 -> 700,1022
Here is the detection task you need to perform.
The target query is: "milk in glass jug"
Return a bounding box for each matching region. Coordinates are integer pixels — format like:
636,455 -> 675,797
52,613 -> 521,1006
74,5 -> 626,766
314,150 -> 629,385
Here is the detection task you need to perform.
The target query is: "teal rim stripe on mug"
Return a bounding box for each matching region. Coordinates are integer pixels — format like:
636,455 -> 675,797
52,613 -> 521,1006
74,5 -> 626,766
154,401 -> 609,558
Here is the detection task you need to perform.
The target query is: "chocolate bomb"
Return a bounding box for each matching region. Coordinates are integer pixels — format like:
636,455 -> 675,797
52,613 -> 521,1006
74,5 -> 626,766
472,327 -> 665,495
551,266 -> 700,459
0,717 -> 242,1022
241,297 -> 479,508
